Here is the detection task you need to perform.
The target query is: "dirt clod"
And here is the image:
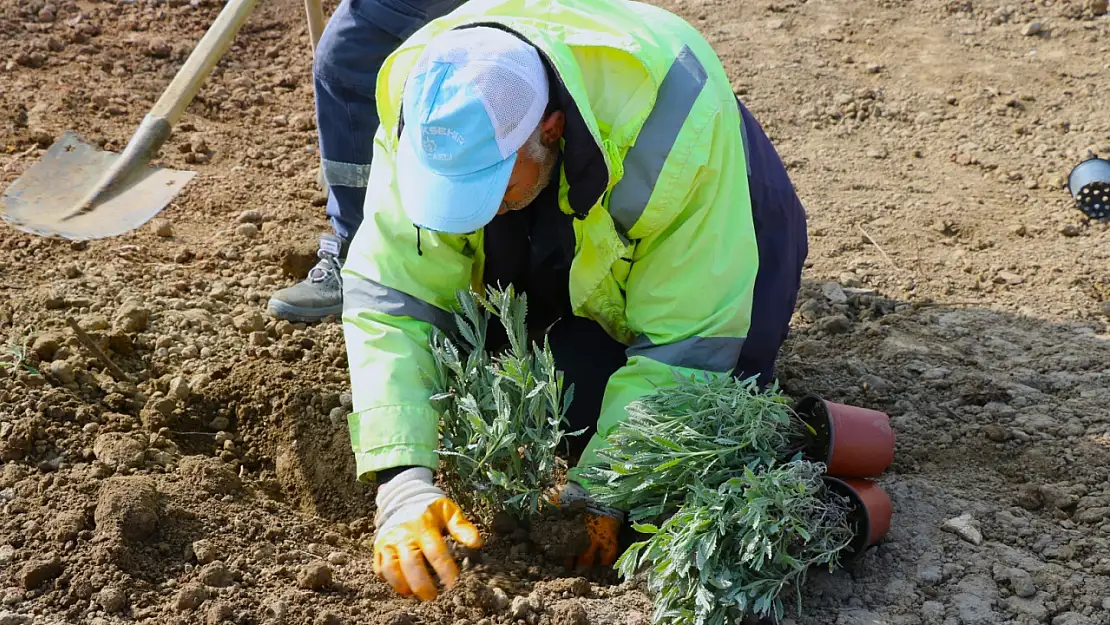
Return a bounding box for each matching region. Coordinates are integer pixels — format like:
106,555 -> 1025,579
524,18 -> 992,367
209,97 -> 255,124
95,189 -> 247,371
97,587 -> 127,613
19,554 -> 63,590
297,561 -> 333,590
113,300 -> 150,334
94,476 -> 160,541
198,561 -> 233,587
175,583 -> 209,611
93,432 -> 147,468
551,600 -> 589,625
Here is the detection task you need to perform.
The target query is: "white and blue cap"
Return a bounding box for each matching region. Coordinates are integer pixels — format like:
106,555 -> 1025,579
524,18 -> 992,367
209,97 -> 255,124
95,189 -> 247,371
397,27 -> 550,234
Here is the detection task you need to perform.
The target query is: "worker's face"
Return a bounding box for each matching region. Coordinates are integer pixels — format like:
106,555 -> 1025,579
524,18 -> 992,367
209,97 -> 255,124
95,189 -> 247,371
498,111 -> 566,215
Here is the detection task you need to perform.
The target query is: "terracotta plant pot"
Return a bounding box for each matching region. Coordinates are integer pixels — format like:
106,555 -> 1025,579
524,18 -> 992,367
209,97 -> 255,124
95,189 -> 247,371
822,476 -> 893,561
795,394 -> 895,479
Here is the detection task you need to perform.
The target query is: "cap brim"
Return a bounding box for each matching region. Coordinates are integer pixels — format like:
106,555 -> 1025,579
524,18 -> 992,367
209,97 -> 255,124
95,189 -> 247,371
397,128 -> 517,234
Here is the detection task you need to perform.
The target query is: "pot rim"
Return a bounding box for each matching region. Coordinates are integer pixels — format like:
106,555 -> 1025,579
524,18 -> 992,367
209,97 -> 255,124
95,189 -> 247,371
796,393 -> 835,467
822,475 -> 871,561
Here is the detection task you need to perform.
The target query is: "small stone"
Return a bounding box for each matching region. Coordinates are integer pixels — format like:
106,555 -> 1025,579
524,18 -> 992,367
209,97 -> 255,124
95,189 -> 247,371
32,334 -> 62,360
327,551 -> 348,566
816,314 -> 852,334
916,563 -> 943,585
1089,0 -> 1108,15
168,377 -> 191,401
995,271 -> 1024,285
151,219 -> 174,238
51,511 -> 86,543
0,612 -> 31,625
297,562 -> 333,590
1061,224 -> 1081,237
1022,21 -> 1044,36
552,601 -> 588,625
113,300 -> 150,333
97,587 -> 127,613
1052,613 -> 1093,625
191,540 -> 218,565
234,311 -> 265,334
236,223 -> 260,239
19,554 -> 63,590
942,513 -> 983,545
206,602 -> 233,625
982,424 -> 1009,442
197,561 -> 232,587
510,596 -> 532,619
147,39 -> 172,58
237,210 -> 263,224
93,432 -> 147,469
490,587 -> 510,611
865,63 -> 882,73
175,583 -> 209,611
1009,569 -> 1036,598
315,612 -> 345,625
328,407 -> 348,428
821,282 -> 848,304
921,601 -> 945,623
861,374 -> 890,392
49,360 -> 75,384
63,264 -> 82,279
382,614 -> 414,625
249,331 -> 270,347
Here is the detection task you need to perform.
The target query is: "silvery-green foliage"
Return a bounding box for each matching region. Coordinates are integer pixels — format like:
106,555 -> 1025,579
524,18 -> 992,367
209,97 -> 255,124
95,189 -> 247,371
579,374 -> 811,523
428,286 -> 584,525
617,461 -> 854,625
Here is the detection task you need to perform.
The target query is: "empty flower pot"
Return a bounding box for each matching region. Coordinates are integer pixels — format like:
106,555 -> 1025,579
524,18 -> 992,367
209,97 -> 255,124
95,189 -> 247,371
796,394 -> 895,479
1068,157 -> 1110,222
822,476 -> 893,561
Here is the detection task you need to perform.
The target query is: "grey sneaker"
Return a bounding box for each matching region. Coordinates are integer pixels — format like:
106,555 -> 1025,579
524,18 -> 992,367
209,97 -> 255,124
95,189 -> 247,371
267,234 -> 346,323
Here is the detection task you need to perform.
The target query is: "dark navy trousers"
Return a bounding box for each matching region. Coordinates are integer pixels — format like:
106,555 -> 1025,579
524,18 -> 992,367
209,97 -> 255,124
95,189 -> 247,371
314,0 -> 465,241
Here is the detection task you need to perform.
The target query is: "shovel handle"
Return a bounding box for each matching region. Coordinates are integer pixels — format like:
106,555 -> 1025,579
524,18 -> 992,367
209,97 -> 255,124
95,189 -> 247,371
62,0 -> 261,220
150,0 -> 262,125
305,0 -> 327,52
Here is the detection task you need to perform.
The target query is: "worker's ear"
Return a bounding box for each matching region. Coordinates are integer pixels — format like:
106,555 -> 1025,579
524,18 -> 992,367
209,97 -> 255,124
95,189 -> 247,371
540,111 -> 565,146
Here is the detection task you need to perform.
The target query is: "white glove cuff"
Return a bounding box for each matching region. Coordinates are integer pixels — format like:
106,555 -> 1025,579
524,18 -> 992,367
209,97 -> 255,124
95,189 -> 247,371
374,467 -> 445,531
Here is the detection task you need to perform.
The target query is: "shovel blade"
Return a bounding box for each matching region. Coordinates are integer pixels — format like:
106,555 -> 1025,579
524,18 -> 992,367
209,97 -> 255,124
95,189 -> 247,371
1,131 -> 196,240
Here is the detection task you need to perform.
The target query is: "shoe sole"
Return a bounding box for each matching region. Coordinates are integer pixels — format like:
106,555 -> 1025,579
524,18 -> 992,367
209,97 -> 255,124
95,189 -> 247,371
266,299 -> 343,323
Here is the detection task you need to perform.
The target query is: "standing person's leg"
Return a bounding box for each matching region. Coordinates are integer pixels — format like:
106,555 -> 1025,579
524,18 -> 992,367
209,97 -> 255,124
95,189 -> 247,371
267,0 -> 467,323
732,99 -> 809,385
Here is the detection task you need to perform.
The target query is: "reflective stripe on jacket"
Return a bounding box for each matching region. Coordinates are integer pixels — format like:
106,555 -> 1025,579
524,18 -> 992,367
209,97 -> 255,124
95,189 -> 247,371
340,0 -> 757,485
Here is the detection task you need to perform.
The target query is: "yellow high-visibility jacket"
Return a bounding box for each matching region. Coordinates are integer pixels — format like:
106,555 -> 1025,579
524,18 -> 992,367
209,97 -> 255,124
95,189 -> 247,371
341,0 -> 756,486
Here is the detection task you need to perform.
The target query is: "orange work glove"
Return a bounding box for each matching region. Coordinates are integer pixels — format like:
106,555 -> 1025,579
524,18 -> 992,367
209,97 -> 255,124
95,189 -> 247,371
553,482 -> 624,569
372,468 -> 483,601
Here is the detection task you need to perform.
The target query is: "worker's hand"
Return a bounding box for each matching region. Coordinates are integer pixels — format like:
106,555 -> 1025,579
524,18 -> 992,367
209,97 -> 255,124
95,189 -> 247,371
372,467 -> 483,601
553,482 -> 624,569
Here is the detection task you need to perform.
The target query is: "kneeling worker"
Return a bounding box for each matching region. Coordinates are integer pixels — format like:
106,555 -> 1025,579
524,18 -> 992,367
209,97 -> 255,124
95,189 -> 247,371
339,0 -> 809,602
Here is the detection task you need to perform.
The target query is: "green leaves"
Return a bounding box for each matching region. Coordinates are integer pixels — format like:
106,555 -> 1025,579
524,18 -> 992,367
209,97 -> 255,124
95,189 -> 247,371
586,375 -> 854,624
579,374 -> 809,523
617,461 -> 855,625
428,286 -> 580,526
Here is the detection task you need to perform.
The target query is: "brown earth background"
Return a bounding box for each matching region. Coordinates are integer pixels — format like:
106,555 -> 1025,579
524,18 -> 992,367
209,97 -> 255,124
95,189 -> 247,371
2,0 -> 1110,624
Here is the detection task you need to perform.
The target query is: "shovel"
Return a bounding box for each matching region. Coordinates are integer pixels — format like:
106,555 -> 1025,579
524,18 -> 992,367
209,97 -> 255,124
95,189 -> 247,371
1,0 -> 262,240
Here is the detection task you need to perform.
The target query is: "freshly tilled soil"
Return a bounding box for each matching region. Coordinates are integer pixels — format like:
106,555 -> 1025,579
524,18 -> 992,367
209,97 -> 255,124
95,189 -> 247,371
1,0 -> 1110,624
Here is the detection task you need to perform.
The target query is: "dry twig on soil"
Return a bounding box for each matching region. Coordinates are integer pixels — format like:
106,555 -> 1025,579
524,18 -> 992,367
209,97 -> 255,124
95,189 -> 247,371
65,317 -> 134,382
